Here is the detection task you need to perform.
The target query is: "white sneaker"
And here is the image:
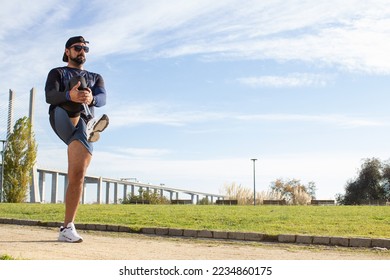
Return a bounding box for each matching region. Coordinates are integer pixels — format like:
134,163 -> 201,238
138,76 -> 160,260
86,114 -> 109,142
58,222 -> 83,243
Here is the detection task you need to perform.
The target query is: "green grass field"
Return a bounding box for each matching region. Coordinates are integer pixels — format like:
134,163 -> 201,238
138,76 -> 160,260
1,203 -> 390,239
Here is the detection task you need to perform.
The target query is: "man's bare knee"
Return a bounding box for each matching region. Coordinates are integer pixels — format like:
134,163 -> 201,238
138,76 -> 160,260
67,141 -> 91,186
68,141 -> 92,166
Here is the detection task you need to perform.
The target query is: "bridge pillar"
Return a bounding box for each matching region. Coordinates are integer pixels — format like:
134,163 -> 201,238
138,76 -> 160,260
38,171 -> 46,203
82,181 -> 87,204
105,181 -> 110,204
123,184 -> 128,201
96,177 -> 103,204
51,172 -> 58,203
130,184 -> 134,197
113,182 -> 118,204
63,175 -> 68,202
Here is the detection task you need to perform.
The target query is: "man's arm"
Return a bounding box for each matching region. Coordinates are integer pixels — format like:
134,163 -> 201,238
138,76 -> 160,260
90,74 -> 107,107
45,68 -> 68,105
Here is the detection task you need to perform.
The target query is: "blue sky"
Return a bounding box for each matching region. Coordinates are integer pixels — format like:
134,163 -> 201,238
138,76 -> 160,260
1,0 -> 390,200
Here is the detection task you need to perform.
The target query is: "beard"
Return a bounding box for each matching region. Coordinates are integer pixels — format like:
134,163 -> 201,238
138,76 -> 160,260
70,55 -> 86,65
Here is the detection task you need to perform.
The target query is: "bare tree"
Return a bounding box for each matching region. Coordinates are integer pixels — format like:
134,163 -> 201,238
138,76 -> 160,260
270,178 -> 315,205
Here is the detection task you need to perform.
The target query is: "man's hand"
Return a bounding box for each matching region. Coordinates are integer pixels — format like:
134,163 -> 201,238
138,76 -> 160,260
69,82 -> 93,105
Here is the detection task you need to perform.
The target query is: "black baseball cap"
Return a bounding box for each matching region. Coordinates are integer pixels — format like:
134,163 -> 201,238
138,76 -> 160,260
62,36 -> 89,62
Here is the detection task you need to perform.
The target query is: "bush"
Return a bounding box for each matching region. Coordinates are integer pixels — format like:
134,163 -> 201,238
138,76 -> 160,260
220,182 -> 253,205
197,197 -> 211,205
121,188 -> 170,204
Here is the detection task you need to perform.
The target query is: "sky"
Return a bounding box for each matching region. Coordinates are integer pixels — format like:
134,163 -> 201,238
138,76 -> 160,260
1,0 -> 390,201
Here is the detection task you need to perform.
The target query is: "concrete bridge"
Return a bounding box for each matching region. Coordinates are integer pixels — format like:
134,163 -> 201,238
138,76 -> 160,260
31,168 -> 226,204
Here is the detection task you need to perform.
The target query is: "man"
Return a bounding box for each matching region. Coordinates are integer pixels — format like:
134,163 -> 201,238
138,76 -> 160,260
45,36 -> 109,242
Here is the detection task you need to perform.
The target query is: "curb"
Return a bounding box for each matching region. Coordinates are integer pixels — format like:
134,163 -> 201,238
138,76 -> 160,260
1,218 -> 389,250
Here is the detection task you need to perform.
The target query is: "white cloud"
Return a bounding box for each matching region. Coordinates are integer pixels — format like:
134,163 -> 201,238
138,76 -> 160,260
110,147 -> 172,158
82,0 -> 232,57
254,17 -> 390,74
120,0 -> 390,73
0,0 -> 378,74
105,102 -> 226,128
104,100 -> 385,129
236,113 -> 385,128
237,73 -> 332,88
0,0 -> 58,38
1,0 -> 390,95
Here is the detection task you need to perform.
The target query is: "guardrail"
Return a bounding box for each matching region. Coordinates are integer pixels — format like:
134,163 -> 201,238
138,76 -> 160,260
31,168 -> 226,204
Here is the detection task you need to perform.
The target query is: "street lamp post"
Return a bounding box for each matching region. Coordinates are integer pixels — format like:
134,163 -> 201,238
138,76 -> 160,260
251,158 -> 257,206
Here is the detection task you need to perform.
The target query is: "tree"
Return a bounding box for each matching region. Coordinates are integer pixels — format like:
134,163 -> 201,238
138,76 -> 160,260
269,178 -> 316,205
337,158 -> 388,205
3,117 -> 37,203
380,160 -> 390,200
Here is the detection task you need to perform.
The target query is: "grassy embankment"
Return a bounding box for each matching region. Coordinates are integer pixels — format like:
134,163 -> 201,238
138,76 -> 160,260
0,203 -> 389,239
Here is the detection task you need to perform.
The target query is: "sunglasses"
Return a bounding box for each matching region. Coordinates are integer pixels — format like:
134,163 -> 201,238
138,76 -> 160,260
69,45 -> 89,53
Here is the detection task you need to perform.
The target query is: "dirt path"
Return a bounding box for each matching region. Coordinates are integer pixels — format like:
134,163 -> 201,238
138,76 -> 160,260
1,224 -> 389,260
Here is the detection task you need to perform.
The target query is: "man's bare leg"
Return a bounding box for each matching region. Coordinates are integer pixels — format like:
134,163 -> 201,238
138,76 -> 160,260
64,140 -> 92,226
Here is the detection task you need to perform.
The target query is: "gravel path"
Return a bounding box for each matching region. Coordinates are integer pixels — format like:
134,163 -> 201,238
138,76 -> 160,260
1,224 -> 389,260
